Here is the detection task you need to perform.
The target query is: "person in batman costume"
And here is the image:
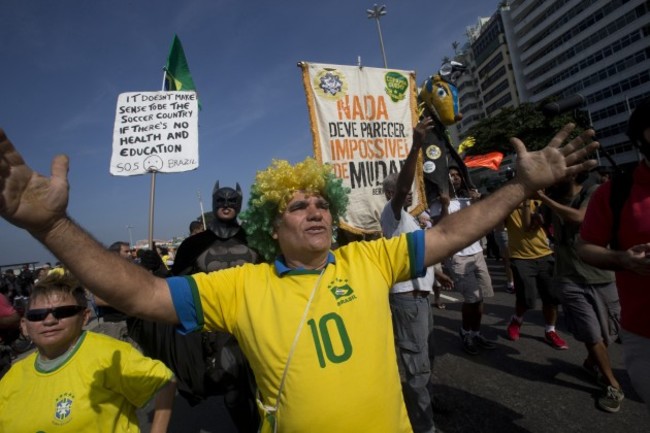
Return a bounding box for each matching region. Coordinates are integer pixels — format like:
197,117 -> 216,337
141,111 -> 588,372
172,183 -> 258,274
129,182 -> 260,433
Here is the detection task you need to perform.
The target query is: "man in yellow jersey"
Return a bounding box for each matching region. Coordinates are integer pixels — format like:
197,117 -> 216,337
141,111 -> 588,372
0,123 -> 597,432
505,195 -> 569,349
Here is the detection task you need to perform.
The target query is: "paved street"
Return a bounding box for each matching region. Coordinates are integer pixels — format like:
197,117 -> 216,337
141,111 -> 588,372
429,258 -> 649,433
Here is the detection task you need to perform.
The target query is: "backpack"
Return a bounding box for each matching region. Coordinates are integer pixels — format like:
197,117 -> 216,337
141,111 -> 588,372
608,168 -> 635,250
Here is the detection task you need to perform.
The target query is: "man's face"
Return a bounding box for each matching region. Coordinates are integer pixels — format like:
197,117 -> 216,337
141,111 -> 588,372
213,186 -> 242,220
21,292 -> 89,361
216,206 -> 237,221
598,172 -> 611,184
384,187 -> 412,208
119,244 -> 131,259
449,169 -> 462,189
273,192 -> 333,260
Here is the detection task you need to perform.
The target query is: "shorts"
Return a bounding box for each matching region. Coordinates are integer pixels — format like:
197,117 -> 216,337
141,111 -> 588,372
494,230 -> 509,258
445,252 -> 493,303
510,256 -> 559,310
559,280 -> 620,345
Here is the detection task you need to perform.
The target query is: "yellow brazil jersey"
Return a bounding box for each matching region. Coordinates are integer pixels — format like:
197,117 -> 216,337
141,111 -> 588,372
0,331 -> 173,432
506,200 -> 553,259
168,232 -> 426,433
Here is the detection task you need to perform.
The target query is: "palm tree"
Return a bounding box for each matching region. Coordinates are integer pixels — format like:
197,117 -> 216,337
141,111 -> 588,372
452,41 -> 460,55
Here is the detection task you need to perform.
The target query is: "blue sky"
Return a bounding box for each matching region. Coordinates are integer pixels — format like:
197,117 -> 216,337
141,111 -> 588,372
1,0 -> 496,266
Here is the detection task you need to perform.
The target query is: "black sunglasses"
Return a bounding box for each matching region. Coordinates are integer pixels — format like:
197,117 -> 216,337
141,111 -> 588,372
25,305 -> 86,322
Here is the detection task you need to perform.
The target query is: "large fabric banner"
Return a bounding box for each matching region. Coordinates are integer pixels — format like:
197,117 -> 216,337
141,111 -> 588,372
301,62 -> 424,235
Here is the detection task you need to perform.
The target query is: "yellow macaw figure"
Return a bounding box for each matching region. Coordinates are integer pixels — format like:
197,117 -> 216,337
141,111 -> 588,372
418,74 -> 462,126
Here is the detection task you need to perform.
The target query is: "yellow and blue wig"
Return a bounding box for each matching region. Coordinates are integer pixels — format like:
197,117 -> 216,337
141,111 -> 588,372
241,157 -> 349,261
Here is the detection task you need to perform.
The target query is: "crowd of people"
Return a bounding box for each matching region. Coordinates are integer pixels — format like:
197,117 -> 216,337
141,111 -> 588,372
0,98 -> 648,432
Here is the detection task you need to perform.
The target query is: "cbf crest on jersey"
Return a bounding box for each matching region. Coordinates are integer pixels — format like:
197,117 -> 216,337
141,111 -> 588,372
328,278 -> 357,306
54,392 -> 74,425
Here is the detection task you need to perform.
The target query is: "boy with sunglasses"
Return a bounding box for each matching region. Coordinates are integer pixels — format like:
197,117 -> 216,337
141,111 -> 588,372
0,273 -> 176,433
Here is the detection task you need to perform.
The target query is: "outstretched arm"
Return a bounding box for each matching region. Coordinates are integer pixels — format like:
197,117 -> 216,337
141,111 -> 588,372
0,130 -> 177,323
424,124 -> 598,266
536,190 -> 585,225
389,117 -> 433,218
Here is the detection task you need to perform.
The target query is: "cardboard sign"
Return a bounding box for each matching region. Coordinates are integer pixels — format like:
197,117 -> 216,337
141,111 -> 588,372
111,91 -> 199,176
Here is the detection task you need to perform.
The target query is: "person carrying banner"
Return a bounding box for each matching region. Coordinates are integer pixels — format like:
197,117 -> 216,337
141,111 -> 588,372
0,123 -> 597,432
381,117 -> 437,433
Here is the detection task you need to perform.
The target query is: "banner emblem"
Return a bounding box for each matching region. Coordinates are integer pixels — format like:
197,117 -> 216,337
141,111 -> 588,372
313,69 -> 347,100
384,71 -> 408,102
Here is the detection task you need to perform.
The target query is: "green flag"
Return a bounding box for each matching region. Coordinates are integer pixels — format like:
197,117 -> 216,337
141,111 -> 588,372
164,35 -> 197,92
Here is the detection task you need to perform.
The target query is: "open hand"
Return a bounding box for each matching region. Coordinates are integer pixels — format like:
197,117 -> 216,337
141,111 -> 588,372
434,269 -> 454,290
0,130 -> 69,234
511,124 -> 598,196
413,116 -> 434,150
621,244 -> 650,276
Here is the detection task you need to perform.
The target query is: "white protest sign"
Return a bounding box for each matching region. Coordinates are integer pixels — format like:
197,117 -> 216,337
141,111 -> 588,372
111,91 -> 199,176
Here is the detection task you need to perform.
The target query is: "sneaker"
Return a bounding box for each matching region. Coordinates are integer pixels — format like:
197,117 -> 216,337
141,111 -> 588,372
460,331 -> 479,356
474,334 -> 496,350
507,318 -> 521,341
505,283 -> 515,294
598,386 -> 624,413
544,330 -> 569,350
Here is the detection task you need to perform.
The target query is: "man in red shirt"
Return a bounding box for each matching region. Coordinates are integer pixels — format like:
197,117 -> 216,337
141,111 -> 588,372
578,98 -> 650,412
0,292 -> 20,378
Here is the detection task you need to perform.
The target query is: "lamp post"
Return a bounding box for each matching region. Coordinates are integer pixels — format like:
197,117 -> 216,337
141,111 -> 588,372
366,4 -> 388,68
126,225 -> 134,249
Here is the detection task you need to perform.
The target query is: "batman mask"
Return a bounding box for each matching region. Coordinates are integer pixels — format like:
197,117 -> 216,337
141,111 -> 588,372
212,182 -> 243,215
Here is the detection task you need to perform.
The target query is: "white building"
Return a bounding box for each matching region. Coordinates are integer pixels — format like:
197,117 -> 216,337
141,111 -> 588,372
454,0 -> 650,168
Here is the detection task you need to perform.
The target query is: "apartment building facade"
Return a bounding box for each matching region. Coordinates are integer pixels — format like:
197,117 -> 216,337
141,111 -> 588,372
455,0 -> 650,166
